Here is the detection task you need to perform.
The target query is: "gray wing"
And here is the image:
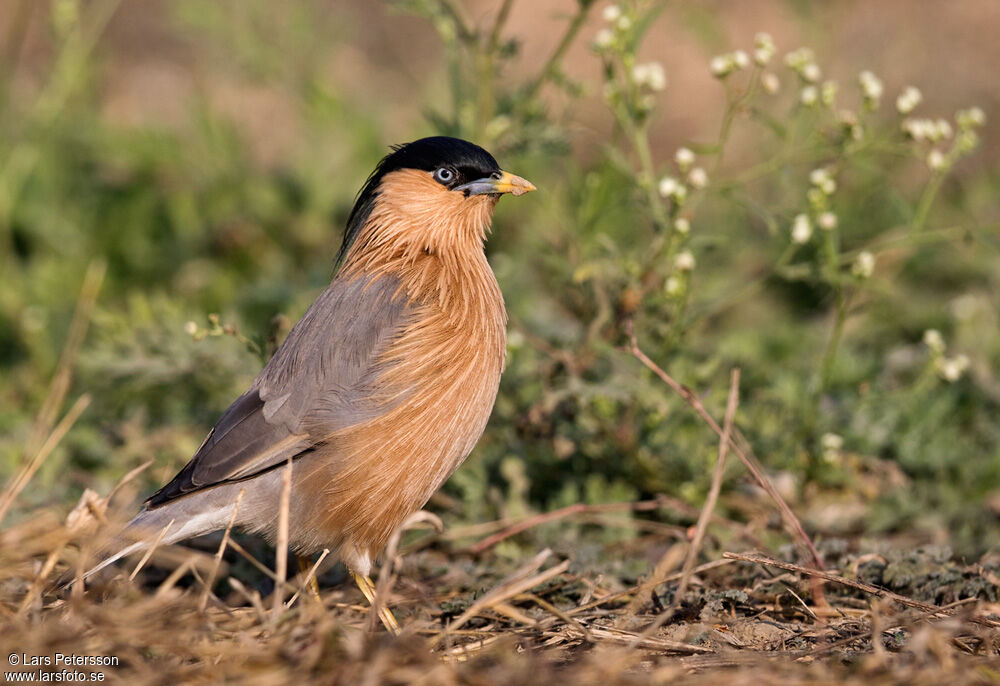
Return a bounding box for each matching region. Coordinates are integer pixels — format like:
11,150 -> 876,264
147,274 -> 415,507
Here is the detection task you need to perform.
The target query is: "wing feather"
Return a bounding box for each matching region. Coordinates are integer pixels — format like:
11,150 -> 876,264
147,274 -> 415,507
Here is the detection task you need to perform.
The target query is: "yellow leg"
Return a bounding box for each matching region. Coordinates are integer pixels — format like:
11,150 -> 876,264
351,571 -> 400,635
296,555 -> 322,603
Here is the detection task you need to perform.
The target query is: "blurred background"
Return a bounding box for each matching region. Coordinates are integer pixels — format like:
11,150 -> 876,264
1,0 -> 998,562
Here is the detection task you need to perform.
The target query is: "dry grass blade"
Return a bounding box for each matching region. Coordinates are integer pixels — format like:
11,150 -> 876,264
620,542 -> 686,620
491,601 -> 538,626
577,626 -> 713,654
272,457 -> 293,621
437,549 -> 569,637
153,555 -> 197,599
723,551 -> 943,613
0,259 -> 105,525
228,576 -> 268,624
129,518 -> 176,581
0,393 -> 91,525
105,460 -> 154,504
17,547 -> 64,615
199,488 -> 244,612
524,592 -> 590,638
285,548 -> 329,609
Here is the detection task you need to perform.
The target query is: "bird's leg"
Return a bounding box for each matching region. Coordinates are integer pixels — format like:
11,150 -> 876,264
350,571 -> 400,635
296,554 -> 322,603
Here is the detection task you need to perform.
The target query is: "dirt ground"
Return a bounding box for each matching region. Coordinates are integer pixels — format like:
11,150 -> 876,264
2,493 -> 998,685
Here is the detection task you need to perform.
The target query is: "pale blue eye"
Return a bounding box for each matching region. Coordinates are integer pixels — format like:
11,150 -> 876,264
433,167 -> 455,184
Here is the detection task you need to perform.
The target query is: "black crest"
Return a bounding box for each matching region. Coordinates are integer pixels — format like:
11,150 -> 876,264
337,137 -> 500,265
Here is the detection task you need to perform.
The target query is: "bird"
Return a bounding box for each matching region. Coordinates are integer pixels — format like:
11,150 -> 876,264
78,136 -> 534,632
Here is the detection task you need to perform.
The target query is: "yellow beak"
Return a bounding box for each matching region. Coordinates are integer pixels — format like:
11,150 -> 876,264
455,170 -> 537,197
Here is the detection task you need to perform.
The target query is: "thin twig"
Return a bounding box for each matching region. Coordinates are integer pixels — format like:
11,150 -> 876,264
199,489 -> 244,612
567,558 -> 737,617
467,497 -> 681,555
677,369 -> 740,600
625,324 -> 824,575
628,370 -> 741,645
435,549 -> 569,639
129,519 -> 176,581
722,552 -> 942,614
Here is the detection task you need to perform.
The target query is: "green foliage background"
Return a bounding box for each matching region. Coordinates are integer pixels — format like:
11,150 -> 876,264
1,0 -> 998,557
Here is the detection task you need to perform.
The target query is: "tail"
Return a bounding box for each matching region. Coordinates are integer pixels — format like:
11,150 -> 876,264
71,497 -> 238,586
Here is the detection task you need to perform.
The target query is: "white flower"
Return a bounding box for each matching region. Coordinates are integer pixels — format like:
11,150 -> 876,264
859,70 -> 883,103
956,108 -> 985,130
809,168 -> 830,186
732,50 -> 750,69
593,28 -> 614,50
791,214 -> 812,244
934,118 -> 953,140
895,86 -> 922,114
902,118 -> 929,142
784,47 -> 814,71
821,432 -> 844,451
602,4 -> 622,22
927,149 -> 946,171
674,147 -> 695,170
710,54 -> 732,77
852,250 -> 875,279
616,15 -> 631,31
184,321 -> 198,336
923,329 -> 945,353
754,32 -> 775,49
687,167 -> 708,189
817,212 -> 838,230
673,217 -> 691,235
936,354 -> 969,382
754,32 -> 775,65
800,85 -> 818,106
762,72 -> 780,94
664,276 -> 683,296
674,250 -> 696,271
802,63 -> 821,83
658,176 -> 680,198
633,62 -> 667,91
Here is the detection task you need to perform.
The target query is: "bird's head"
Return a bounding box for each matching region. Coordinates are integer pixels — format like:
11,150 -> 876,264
337,137 -> 534,270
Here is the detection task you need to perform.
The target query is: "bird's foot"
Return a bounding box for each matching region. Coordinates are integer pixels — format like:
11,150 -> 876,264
351,571 -> 400,635
296,554 -> 322,604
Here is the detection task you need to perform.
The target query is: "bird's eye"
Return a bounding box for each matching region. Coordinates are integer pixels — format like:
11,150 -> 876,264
490,171 -> 502,180
433,167 -> 455,184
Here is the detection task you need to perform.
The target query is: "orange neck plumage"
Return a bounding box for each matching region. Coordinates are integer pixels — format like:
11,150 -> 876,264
338,168 -> 504,330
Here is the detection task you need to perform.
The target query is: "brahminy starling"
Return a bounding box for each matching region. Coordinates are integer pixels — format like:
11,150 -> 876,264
83,136 -> 534,632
